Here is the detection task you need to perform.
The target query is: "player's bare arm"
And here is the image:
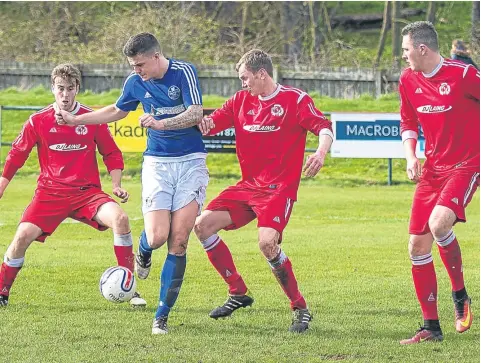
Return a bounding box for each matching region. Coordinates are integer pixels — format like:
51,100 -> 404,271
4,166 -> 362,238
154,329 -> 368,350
56,105 -> 128,126
139,105 -> 203,130
303,133 -> 333,177
110,169 -> 129,203
0,177 -> 10,199
403,138 -> 421,182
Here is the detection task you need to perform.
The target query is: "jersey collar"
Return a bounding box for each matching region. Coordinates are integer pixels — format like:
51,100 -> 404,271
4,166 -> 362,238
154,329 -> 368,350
258,83 -> 281,101
422,56 -> 444,78
52,101 -> 81,115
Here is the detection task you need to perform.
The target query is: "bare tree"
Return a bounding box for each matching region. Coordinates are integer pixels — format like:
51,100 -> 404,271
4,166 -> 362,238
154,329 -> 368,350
391,1 -> 401,70
373,1 -> 392,68
472,1 -> 480,56
426,2 -> 436,24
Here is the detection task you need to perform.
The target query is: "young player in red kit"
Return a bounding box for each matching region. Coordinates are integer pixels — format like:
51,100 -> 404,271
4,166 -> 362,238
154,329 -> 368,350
0,64 -> 146,307
194,49 -> 333,333
398,22 -> 479,344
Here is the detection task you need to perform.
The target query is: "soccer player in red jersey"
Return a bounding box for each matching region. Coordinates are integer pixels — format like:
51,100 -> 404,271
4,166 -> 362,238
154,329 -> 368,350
194,49 -> 333,333
397,22 -> 479,345
0,64 -> 146,308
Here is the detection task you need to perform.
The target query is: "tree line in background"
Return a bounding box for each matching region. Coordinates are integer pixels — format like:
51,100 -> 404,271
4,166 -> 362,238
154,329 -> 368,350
0,1 -> 478,70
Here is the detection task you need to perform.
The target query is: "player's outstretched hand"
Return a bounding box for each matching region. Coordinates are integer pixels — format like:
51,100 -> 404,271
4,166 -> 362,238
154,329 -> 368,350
198,116 -> 215,135
113,187 -> 129,203
303,153 -> 325,177
139,113 -> 164,130
406,156 -> 422,182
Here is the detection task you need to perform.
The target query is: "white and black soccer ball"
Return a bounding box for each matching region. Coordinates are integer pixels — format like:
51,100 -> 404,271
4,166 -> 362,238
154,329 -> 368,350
99,266 -> 136,303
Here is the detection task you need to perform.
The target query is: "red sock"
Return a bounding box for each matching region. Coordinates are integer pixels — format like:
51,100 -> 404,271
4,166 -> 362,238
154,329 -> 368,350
437,234 -> 465,292
0,263 -> 22,296
271,257 -> 307,310
204,236 -> 247,295
411,256 -> 438,320
114,245 -> 134,272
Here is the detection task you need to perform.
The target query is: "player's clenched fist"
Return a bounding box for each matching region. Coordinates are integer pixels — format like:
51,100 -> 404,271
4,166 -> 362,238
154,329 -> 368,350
406,156 -> 421,182
112,187 -> 129,203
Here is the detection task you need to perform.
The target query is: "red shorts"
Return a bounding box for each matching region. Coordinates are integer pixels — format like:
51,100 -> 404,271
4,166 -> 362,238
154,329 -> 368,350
21,187 -> 116,242
409,170 -> 480,235
205,184 -> 295,238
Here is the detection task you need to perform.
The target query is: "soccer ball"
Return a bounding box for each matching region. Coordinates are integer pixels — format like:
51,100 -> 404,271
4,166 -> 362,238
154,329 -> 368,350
99,266 -> 136,303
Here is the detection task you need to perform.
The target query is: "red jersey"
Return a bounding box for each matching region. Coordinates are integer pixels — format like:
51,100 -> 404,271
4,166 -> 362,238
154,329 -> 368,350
2,102 -> 124,193
208,84 -> 332,200
399,58 -> 480,175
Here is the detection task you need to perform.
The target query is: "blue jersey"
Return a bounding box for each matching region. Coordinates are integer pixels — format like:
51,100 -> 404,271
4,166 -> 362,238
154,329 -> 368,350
116,59 -> 206,158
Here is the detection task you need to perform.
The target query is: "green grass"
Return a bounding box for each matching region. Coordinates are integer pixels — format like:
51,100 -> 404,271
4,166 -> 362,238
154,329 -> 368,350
0,88 -> 409,187
0,178 -> 479,362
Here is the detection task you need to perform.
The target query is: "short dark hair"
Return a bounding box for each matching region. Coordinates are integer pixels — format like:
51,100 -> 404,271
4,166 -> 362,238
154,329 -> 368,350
401,21 -> 439,51
51,63 -> 81,87
123,33 -> 161,57
235,49 -> 274,77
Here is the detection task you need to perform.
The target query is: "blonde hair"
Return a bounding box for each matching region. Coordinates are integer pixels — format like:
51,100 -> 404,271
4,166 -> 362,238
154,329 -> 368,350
51,63 -> 81,87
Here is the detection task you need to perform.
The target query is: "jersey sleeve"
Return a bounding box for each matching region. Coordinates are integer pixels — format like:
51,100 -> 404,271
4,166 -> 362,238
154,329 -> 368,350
95,124 -> 124,173
179,63 -> 203,107
462,65 -> 480,101
399,77 -> 419,141
115,73 -> 140,112
207,95 -> 236,135
2,118 -> 38,180
297,94 -> 333,138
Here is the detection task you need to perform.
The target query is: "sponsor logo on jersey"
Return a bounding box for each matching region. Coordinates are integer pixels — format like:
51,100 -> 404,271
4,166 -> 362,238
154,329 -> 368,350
439,82 -> 451,95
416,105 -> 452,113
415,88 -> 423,94
168,85 -> 181,100
49,143 -> 87,151
150,104 -> 186,116
144,92 -> 152,98
75,125 -> 88,135
247,109 -> 255,115
271,104 -> 284,117
243,125 -> 280,132
50,127 -> 57,133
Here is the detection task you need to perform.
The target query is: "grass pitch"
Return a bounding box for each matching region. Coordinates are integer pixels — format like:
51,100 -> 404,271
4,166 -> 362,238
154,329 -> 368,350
0,177 -> 478,363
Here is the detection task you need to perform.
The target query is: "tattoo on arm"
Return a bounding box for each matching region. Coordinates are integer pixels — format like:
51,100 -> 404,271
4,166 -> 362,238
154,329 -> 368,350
162,105 -> 203,130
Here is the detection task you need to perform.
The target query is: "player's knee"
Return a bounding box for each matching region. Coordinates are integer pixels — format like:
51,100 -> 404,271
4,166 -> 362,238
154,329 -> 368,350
193,215 -> 209,241
258,237 -> 278,259
408,235 -> 432,257
146,231 -> 168,249
12,230 -> 34,251
168,235 -> 188,256
113,210 -> 130,230
428,216 -> 450,239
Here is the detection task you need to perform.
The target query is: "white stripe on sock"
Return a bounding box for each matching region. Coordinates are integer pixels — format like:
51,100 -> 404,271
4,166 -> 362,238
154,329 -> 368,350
202,234 -> 220,251
114,232 -> 133,246
4,255 -> 24,268
411,253 -> 433,266
436,230 -> 455,247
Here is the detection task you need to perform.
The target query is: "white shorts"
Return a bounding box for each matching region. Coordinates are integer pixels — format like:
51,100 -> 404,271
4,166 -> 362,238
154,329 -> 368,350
141,156 -> 209,215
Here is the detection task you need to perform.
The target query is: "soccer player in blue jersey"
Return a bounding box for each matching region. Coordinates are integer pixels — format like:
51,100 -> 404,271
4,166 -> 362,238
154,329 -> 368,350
56,33 -> 208,334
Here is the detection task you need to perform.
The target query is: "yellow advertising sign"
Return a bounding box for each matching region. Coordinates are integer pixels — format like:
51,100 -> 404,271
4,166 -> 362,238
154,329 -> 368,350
106,109 -> 147,152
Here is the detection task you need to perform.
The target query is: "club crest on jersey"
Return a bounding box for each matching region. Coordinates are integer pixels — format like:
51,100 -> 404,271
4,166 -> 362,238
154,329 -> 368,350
75,125 -> 88,135
271,104 -> 284,117
439,83 -> 450,95
168,85 -> 181,100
